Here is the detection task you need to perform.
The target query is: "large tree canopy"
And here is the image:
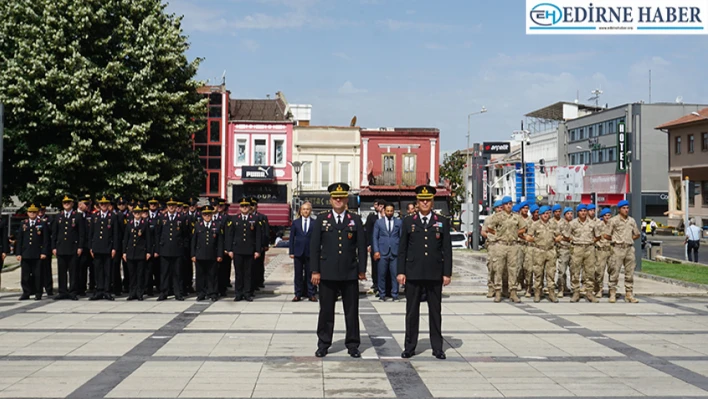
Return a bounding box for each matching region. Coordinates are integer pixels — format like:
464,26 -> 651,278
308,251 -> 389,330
439,151 -> 466,217
0,0 -> 205,206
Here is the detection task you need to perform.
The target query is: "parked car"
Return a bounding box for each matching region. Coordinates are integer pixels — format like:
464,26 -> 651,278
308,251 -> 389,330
450,232 -> 468,249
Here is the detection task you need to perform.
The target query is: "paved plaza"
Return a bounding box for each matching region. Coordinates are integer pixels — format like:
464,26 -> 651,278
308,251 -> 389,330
0,250 -> 708,398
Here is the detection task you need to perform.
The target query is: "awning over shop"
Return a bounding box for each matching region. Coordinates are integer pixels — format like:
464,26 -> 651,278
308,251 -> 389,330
228,203 -> 291,226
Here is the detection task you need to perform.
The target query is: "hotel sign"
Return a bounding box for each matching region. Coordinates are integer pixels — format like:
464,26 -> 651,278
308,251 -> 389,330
617,122 -> 627,172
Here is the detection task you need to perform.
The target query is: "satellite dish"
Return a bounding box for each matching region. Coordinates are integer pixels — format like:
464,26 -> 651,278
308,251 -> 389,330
366,160 -> 373,174
676,96 -> 683,104
350,116 -> 357,127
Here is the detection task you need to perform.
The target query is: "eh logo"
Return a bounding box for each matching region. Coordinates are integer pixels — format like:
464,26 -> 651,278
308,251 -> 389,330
530,3 -> 563,26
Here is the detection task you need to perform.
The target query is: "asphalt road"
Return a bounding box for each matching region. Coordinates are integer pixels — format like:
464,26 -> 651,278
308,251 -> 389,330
645,237 -> 707,265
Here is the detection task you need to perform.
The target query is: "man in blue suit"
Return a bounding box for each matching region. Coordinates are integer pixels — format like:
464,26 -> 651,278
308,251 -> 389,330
289,201 -> 316,302
373,202 -> 402,301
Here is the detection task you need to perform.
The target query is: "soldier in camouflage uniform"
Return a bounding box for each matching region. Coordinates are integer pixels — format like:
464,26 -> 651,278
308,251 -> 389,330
516,202 -> 533,298
482,200 -> 502,298
556,207 -> 573,297
565,204 -> 599,303
593,208 -> 613,298
485,196 -> 526,303
604,200 -> 641,303
525,205 -> 562,303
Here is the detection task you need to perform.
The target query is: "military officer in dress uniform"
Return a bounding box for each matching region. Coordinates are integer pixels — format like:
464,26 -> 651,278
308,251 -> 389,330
155,198 -> 187,301
0,209 -> 8,290
250,198 -> 269,292
52,195 -> 85,300
122,205 -> 152,300
182,198 -> 200,295
227,197 -> 261,301
17,204 -> 50,300
146,197 -> 161,295
38,204 -> 54,296
191,205 -> 223,302
215,199 -> 231,297
77,195 -> 94,296
310,183 -> 367,358
397,185 -> 452,360
116,196 -> 131,294
90,196 -> 120,301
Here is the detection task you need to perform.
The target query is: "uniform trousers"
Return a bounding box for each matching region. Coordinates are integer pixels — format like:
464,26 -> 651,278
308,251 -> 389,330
126,259 -> 145,298
610,246 -> 635,292
149,257 -> 161,294
122,258 -> 130,292
522,246 -> 534,291
556,246 -> 571,293
533,248 -> 556,292
251,252 -> 265,289
491,243 -> 518,292
570,245 -> 595,293
21,259 -> 42,297
41,256 -> 53,295
77,250 -> 93,295
218,254 -> 232,295
293,256 -> 315,298
195,260 -> 218,298
317,279 -> 360,351
111,252 -> 123,294
594,247 -> 612,293
233,254 -> 253,298
160,256 -> 182,297
93,253 -> 112,296
404,280 -> 443,354
181,253 -> 193,295
56,254 -> 79,296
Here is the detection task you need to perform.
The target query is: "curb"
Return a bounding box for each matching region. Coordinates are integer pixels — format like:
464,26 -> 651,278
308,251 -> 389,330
655,255 -> 708,268
635,271 -> 708,292
1,264 -> 20,273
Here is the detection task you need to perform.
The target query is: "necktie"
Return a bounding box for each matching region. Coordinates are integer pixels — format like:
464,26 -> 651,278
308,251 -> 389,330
170,215 -> 174,222
30,221 -> 34,228
304,218 -> 308,233
206,222 -> 211,229
422,217 -> 428,226
388,218 -> 392,233
65,212 -> 69,219
337,215 -> 342,225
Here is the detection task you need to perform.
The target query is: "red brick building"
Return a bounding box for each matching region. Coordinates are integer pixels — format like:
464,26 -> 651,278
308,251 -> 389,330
359,128 -> 449,215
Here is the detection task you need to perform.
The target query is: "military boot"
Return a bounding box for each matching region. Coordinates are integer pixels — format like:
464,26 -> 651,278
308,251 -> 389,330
571,291 -> 580,302
585,292 -> 599,303
625,291 -> 639,303
534,289 -> 541,303
487,286 -> 495,298
525,288 -> 532,298
557,288 -> 564,298
494,290 -> 502,303
510,290 -> 521,303
608,289 -> 617,303
547,289 -> 559,303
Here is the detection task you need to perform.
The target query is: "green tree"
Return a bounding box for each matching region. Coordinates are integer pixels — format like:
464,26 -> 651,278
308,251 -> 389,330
439,151 -> 466,217
0,0 -> 205,205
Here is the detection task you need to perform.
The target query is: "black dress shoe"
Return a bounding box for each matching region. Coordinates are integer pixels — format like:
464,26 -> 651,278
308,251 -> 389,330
197,295 -> 206,301
211,296 -> 218,302
157,295 -> 167,301
292,296 -> 301,302
348,349 -> 361,358
244,296 -> 253,302
53,294 -> 68,300
401,351 -> 414,359
70,295 -> 79,301
89,295 -> 100,301
175,296 -> 184,301
34,295 -> 42,301
126,296 -> 135,301
19,295 -> 30,301
105,294 -> 115,301
315,348 -> 328,358
233,296 -> 242,302
137,296 -> 144,301
433,351 -> 446,360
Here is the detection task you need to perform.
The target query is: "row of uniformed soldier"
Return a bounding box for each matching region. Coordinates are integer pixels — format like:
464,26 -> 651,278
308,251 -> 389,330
483,197 -> 641,303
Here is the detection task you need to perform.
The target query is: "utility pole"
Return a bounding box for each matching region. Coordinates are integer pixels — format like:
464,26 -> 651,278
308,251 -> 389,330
520,121 -> 526,202
684,176 -> 690,261
472,143 -> 481,251
629,105 -> 642,271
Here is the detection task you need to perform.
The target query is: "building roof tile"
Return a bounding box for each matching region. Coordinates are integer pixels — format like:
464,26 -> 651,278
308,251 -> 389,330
656,107 -> 708,130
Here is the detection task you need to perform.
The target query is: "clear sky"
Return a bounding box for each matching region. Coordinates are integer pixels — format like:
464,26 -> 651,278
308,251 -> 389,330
165,0 -> 708,152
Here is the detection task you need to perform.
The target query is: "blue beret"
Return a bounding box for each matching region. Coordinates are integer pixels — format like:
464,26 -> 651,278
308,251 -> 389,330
501,196 -> 512,205
599,208 -> 611,217
618,200 -> 629,208
512,204 -> 521,213
564,207 -> 574,215
521,201 -> 530,208
552,204 -> 561,212
539,205 -> 551,214
493,200 -> 502,208
530,204 -> 539,213
577,204 -> 587,212
587,204 -> 596,210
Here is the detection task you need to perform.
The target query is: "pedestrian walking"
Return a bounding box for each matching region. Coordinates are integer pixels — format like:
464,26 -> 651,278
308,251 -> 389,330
686,219 -> 702,263
289,201 -> 316,302
310,183 -> 367,358
398,185 -> 452,359
373,202 -> 402,301
52,195 -> 84,300
17,204 -> 49,300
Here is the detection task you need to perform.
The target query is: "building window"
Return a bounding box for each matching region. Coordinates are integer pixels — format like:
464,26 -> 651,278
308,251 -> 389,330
382,154 -> 396,185
608,120 -> 614,134
339,162 -> 349,184
209,121 -> 220,142
689,134 -> 695,153
579,127 -> 585,140
598,124 -> 603,136
236,138 -> 247,166
675,136 -> 682,155
302,162 -> 312,186
703,132 -> 708,151
703,181 -> 708,207
589,126 -> 594,137
320,161 -> 330,188
254,139 -> 266,165
273,139 -> 285,166
208,173 -> 219,195
608,147 -> 616,162
402,154 -> 416,186
689,181 -> 697,206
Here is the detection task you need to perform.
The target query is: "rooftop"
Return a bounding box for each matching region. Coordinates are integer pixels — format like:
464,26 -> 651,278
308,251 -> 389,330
525,101 -> 604,121
656,107 -> 708,130
229,98 -> 289,122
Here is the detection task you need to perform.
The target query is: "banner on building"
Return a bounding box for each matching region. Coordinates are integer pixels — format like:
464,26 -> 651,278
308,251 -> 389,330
555,165 -> 586,195
584,173 -> 627,194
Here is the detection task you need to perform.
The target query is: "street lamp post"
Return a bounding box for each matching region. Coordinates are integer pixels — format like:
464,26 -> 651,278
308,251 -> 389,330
289,161 -> 309,217
466,106 -> 487,237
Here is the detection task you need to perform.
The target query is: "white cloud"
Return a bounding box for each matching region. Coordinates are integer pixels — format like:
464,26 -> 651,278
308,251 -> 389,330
241,39 -> 259,52
332,52 -> 351,60
165,0 -> 229,32
487,52 -> 597,67
424,43 -> 446,50
338,81 -> 367,94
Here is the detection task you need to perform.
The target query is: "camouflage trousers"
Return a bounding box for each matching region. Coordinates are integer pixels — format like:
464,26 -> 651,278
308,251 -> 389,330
491,243 -> 518,292
517,245 -> 533,290
556,246 -> 571,292
594,247 -> 613,293
570,244 -> 596,293
533,247 -> 557,292
610,245 -> 636,292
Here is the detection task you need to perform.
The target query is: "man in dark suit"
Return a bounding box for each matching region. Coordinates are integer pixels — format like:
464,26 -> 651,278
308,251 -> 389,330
191,205 -> 223,302
398,185 -> 453,360
155,198 -> 187,301
122,204 -> 152,300
52,195 -> 85,300
146,198 -> 161,295
365,199 -> 383,293
250,198 -> 269,291
311,183 -> 367,358
372,202 -> 402,301
289,201 -> 315,302
17,204 -> 50,300
90,196 -> 120,301
227,197 -> 261,301
38,204 -> 54,296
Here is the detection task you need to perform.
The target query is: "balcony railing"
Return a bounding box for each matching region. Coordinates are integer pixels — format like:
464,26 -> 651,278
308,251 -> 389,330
368,171 -> 430,187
